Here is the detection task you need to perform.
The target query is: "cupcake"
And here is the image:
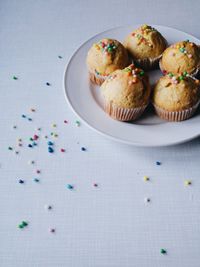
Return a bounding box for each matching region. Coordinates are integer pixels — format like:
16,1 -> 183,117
100,64 -> 151,121
160,40 -> 200,77
152,74 -> 200,121
86,39 -> 129,85
124,24 -> 167,70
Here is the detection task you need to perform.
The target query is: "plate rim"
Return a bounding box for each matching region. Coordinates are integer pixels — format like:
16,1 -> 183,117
63,24 -> 200,147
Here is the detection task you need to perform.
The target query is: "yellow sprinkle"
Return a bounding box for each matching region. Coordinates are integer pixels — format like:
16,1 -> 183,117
184,180 -> 192,186
52,124 -> 57,128
54,133 -> 58,138
143,176 -> 149,181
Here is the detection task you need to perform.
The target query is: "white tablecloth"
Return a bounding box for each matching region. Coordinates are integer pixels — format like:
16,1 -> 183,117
1,1 -> 200,266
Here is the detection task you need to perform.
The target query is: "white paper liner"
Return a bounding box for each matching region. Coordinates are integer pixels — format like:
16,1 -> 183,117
103,101 -> 148,121
153,101 -> 200,121
89,72 -> 107,85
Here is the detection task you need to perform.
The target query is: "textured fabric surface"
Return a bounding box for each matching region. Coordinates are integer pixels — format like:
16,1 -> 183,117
1,1 -> 200,266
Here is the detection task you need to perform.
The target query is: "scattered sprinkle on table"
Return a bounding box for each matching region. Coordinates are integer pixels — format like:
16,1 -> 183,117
46,82 -> 50,86
30,108 -> 36,112
160,248 -> 167,254
28,118 -> 32,121
58,55 -> 62,59
8,146 -> 13,151
143,176 -> 149,181
144,197 -> 150,203
184,180 -> 192,186
67,184 -> 74,190
81,147 -> 86,151
21,114 -> 26,118
48,147 -> 54,153
45,205 -> 52,210
49,228 -> 55,233
33,178 -> 40,183
60,148 -> 65,152
36,169 -> 41,174
13,76 -> 18,80
18,179 -> 24,184
52,124 -> 57,128
18,221 -> 28,229
48,141 -> 54,146
75,120 -> 80,127
93,183 -> 98,187
156,161 -> 161,165
12,125 -> 17,129
28,160 -> 35,165
64,120 -> 68,124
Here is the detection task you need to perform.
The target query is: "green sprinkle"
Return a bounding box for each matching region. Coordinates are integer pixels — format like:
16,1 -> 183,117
8,146 -> 13,150
139,71 -> 145,76
29,138 -> 33,141
179,75 -> 184,81
168,73 -> 173,77
75,120 -> 80,126
183,71 -> 188,76
18,224 -> 24,229
160,248 -> 167,254
22,221 -> 28,227
179,47 -> 185,53
13,76 -> 18,80
108,47 -> 113,52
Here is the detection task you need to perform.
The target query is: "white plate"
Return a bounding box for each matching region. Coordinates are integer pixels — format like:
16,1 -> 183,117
64,25 -> 200,147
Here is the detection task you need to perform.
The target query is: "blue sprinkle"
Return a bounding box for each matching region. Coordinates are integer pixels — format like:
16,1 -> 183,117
156,161 -> 161,166
28,118 -> 32,121
48,141 -> 54,146
32,142 -> 37,146
22,114 -> 26,118
81,147 -> 86,151
19,179 -> 24,184
46,82 -> 50,86
58,55 -> 62,59
33,178 -> 40,182
67,184 -> 73,190
28,144 -> 33,148
48,147 -> 54,153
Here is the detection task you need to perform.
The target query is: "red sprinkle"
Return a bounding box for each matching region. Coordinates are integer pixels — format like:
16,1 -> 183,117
36,170 -> 41,174
60,148 -> 65,152
33,134 -> 39,140
93,183 -> 98,187
64,120 -> 68,124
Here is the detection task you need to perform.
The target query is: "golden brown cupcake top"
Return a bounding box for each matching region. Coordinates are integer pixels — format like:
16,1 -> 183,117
160,40 -> 200,75
153,74 -> 200,111
124,24 -> 167,59
101,64 -> 151,109
86,38 -> 129,77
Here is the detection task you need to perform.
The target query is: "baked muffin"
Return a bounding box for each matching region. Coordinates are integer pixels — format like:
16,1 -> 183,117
152,74 -> 200,121
100,64 -> 151,121
86,39 -> 129,85
124,24 -> 167,70
160,40 -> 200,77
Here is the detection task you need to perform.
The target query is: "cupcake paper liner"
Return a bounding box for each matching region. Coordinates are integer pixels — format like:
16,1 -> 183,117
89,72 -> 106,86
134,54 -> 162,70
103,101 -> 148,121
153,101 -> 200,121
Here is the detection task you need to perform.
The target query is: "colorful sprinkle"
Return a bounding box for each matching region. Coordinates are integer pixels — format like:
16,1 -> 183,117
8,146 -> 13,150
67,184 -> 74,190
46,82 -> 50,86
48,141 -> 54,146
81,147 -> 86,151
33,178 -> 40,183
93,183 -> 98,187
52,124 -> 57,128
12,125 -> 17,129
21,114 -> 26,118
30,108 -> 36,112
48,147 -> 54,153
13,76 -> 18,80
45,205 -> 52,210
64,120 -> 68,124
49,228 -> 55,233
75,120 -> 80,126
60,148 -> 65,152
143,176 -> 149,181
160,248 -> 167,254
36,170 -> 41,174
28,118 -> 32,121
156,161 -> 161,166
184,180 -> 192,186
58,55 -> 62,59
18,179 -> 24,184
144,197 -> 150,203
